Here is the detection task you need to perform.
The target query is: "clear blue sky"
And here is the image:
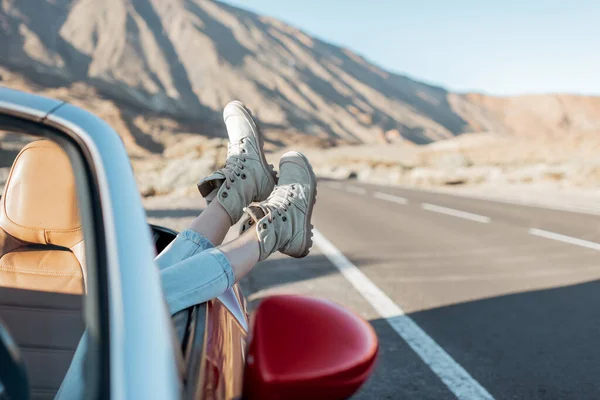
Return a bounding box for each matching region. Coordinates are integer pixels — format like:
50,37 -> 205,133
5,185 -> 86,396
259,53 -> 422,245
222,0 -> 599,95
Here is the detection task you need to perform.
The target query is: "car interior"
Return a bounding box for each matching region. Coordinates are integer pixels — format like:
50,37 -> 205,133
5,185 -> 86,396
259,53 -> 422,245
0,137 -> 182,399
0,130 -> 375,400
0,139 -> 86,399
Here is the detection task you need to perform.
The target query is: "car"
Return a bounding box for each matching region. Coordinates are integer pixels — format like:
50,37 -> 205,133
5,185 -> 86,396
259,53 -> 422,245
0,86 -> 378,400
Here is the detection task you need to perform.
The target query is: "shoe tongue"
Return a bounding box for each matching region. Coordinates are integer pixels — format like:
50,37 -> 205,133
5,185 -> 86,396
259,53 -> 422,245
245,205 -> 267,224
225,116 -> 250,145
227,143 -> 242,157
197,171 -> 225,197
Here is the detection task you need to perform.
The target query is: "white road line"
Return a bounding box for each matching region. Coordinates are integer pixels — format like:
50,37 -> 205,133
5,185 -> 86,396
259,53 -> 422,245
313,229 -> 494,400
373,191 -> 408,205
421,203 -> 491,223
346,185 -> 367,195
529,228 -> 600,251
398,185 -> 600,216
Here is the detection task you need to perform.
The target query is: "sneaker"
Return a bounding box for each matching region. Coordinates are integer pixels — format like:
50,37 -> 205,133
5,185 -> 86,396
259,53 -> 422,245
198,101 -> 277,224
239,151 -> 317,261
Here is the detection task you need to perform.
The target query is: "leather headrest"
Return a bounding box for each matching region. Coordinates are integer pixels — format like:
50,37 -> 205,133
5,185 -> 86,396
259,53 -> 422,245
0,140 -> 82,247
0,249 -> 84,294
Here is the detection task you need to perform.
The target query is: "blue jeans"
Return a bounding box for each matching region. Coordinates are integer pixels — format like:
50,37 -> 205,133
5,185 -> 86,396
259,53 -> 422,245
55,230 -> 235,399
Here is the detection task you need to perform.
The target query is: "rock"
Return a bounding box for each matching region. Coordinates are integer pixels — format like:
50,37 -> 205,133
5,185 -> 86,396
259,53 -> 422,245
427,152 -> 471,169
385,129 -> 402,142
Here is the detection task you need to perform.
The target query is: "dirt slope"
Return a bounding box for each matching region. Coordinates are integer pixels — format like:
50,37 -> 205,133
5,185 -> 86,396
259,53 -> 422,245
1,0 -> 599,156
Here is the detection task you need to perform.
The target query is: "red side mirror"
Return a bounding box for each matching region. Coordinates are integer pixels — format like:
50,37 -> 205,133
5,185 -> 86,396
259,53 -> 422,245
243,295 -> 378,400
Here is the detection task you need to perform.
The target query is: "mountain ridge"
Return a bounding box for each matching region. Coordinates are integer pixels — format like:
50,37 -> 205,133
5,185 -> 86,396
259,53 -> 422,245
1,0 -> 599,154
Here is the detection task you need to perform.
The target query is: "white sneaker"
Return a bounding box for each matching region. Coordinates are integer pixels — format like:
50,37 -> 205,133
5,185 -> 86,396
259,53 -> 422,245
198,101 -> 277,224
240,151 -> 317,261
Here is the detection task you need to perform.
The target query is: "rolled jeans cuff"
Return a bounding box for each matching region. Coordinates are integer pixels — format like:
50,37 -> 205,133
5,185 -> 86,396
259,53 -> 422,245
155,229 -> 216,271
161,246 -> 235,315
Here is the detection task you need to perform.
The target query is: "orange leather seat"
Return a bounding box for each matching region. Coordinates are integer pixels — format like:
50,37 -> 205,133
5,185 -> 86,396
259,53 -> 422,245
0,139 -> 85,294
0,139 -> 86,399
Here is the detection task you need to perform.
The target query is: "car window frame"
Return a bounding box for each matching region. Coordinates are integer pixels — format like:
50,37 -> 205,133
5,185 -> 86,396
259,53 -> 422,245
0,87 -> 180,400
148,224 -> 210,397
0,114 -> 110,398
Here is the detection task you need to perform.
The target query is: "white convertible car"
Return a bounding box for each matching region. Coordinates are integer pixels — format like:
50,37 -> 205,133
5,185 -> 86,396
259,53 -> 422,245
0,87 -> 378,400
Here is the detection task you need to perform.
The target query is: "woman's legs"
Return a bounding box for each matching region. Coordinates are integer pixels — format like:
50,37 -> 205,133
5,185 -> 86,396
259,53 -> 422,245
153,194 -> 260,316
157,99 -> 278,274
56,101 -> 315,400
187,200 -> 231,246
55,203 -> 237,400
217,230 -> 260,281
160,150 -> 317,316
154,200 -> 230,272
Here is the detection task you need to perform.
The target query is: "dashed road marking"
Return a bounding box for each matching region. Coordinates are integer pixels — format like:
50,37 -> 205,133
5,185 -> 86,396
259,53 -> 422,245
313,229 -> 495,400
373,191 -> 408,205
421,203 -> 491,223
346,185 -> 367,195
529,228 -> 600,251
326,181 -> 343,189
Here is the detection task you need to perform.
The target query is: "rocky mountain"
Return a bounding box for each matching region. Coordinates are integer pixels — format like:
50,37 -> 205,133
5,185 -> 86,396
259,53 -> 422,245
449,93 -> 600,137
1,0 -> 600,155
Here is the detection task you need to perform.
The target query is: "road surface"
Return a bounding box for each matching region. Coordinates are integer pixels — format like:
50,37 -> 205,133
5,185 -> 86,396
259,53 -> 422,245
238,180 -> 600,400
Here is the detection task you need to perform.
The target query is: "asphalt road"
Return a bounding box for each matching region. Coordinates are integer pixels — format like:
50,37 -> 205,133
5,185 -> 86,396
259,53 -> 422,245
240,180 -> 600,400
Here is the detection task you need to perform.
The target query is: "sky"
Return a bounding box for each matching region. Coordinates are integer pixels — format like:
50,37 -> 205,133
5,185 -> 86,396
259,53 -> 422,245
222,0 -> 600,95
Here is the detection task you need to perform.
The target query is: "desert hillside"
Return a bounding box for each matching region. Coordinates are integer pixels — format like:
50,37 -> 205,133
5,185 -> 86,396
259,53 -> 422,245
2,0 -> 600,154
1,0 -> 600,197
450,93 -> 600,136
0,0 -> 470,147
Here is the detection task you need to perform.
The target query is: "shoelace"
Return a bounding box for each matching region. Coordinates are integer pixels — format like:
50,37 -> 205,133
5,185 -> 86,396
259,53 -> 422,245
221,139 -> 247,190
260,185 -> 295,223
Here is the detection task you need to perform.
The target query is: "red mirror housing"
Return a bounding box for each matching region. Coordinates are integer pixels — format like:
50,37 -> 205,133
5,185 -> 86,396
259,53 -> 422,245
244,295 -> 378,400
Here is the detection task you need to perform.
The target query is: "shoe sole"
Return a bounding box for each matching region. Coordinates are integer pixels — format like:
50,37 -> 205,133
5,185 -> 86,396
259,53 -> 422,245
225,101 -> 278,188
285,151 -> 317,258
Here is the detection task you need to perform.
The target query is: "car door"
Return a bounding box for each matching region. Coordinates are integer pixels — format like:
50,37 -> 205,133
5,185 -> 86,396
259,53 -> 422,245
0,87 -> 180,399
0,86 -> 379,400
151,224 -> 249,400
